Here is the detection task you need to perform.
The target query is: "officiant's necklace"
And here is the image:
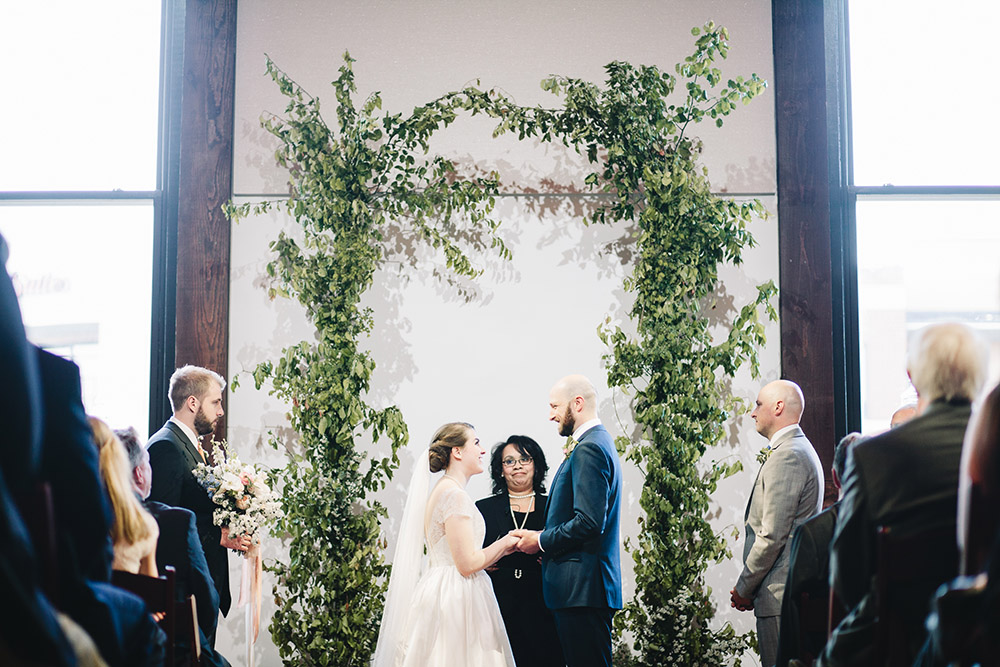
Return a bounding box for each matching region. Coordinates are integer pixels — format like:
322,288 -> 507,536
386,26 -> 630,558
509,492 -> 535,531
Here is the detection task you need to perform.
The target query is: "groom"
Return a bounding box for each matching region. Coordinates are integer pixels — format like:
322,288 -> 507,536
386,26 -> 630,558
514,374 -> 622,667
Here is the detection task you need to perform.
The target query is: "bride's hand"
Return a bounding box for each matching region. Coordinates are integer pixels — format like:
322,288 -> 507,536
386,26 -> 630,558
501,533 -> 520,555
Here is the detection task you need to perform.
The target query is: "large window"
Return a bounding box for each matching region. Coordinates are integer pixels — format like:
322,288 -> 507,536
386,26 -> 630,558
848,0 -> 1000,432
0,1 -> 167,431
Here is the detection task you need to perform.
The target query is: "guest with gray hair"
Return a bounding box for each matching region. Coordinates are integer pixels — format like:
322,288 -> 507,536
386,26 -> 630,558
119,425 -> 230,666
817,323 -> 987,666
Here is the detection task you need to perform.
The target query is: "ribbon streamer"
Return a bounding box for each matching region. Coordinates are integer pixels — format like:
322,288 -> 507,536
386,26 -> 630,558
238,541 -> 263,657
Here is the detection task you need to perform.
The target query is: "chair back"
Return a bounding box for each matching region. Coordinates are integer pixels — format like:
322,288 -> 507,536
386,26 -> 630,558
112,565 -> 176,665
176,594 -> 201,666
797,589 -> 830,662
876,524 -> 959,666
963,483 -> 999,575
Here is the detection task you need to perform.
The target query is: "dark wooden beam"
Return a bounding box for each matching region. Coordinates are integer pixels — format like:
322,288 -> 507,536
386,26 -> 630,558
772,0 -> 849,504
174,0 -> 236,439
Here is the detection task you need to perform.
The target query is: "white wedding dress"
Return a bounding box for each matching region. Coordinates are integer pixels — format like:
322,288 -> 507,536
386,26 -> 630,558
374,474 -> 515,667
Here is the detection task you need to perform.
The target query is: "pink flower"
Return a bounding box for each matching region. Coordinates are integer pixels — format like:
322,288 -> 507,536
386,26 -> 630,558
236,495 -> 251,510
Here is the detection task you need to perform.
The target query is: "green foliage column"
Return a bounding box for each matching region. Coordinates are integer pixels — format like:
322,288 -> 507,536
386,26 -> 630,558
488,23 -> 776,665
226,54 -> 508,665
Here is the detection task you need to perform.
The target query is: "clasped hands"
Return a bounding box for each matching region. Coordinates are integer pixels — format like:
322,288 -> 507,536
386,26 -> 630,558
729,588 -> 753,612
505,529 -> 542,555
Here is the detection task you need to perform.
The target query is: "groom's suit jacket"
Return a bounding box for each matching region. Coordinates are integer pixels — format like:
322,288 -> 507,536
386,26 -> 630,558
540,424 -> 623,610
147,420 -> 230,616
736,425 -> 824,618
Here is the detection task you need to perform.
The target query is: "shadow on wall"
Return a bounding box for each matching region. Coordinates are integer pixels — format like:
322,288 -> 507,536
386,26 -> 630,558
721,155 -> 777,194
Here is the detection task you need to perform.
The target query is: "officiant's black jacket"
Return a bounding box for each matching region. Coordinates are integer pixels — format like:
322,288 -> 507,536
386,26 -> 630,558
147,420 -> 231,616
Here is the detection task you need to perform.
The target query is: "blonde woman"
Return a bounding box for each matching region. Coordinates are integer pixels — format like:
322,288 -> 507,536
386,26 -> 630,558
90,417 -> 159,576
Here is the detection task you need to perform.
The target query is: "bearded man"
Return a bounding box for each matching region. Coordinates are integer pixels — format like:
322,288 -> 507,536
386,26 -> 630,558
147,365 -> 249,618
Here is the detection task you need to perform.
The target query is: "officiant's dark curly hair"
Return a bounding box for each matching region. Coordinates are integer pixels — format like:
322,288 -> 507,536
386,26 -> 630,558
428,421 -> 475,473
489,435 -> 548,495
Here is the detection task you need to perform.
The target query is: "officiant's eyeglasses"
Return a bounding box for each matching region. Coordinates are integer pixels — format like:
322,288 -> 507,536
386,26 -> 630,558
502,456 -> 533,468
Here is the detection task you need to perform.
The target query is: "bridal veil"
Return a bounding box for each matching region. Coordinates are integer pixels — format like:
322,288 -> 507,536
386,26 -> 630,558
372,449 -> 430,667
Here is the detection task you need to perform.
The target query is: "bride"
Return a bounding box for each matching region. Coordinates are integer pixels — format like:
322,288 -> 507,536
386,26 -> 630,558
373,422 -> 519,667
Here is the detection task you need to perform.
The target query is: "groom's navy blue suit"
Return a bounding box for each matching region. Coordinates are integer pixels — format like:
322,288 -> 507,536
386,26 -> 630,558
540,423 -> 622,667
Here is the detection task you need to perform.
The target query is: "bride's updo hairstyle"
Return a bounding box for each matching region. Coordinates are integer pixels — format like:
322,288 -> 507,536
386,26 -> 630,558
428,422 -> 474,473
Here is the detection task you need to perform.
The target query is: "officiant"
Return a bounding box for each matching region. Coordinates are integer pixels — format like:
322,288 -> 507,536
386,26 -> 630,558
477,436 -> 564,667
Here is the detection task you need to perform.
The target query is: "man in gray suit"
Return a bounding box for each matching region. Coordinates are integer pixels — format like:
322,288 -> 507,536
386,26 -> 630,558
731,379 -> 824,667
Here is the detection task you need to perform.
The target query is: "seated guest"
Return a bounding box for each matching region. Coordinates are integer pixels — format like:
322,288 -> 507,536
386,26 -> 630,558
0,232 -> 76,665
476,436 -> 564,667
2,239 -> 161,665
817,323 -> 986,666
957,382 -> 1000,574
776,432 -> 863,666
118,427 -> 230,667
34,347 -> 164,667
889,402 -> 918,428
0,457 -> 77,666
0,233 -> 43,501
91,418 -> 159,576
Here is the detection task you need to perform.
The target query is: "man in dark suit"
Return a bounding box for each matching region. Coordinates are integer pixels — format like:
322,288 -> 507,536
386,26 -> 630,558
817,322 -> 986,666
147,365 -> 249,619
776,431 -> 863,666
119,426 -> 230,667
731,380 -> 825,667
514,374 -> 622,667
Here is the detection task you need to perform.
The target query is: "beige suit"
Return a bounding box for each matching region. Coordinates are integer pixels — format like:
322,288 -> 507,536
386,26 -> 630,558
737,425 -> 824,666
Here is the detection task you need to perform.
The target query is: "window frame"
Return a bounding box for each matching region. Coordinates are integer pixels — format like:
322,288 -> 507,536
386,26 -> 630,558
0,0 -> 182,436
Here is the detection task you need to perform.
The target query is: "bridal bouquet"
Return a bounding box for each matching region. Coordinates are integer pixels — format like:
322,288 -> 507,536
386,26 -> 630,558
192,440 -> 281,553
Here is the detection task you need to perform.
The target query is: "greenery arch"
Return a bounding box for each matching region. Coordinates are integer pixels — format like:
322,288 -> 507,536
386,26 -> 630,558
228,21 -> 774,666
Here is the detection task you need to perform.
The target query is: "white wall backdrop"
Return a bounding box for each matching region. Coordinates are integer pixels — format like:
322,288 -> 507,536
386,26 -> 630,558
225,2 -> 779,664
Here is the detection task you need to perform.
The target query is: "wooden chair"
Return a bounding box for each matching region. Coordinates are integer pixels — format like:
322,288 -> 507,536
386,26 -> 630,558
175,594 -> 201,667
962,483 -> 999,575
827,585 -> 847,639
112,565 -> 176,665
797,588 -> 830,662
875,524 -> 959,666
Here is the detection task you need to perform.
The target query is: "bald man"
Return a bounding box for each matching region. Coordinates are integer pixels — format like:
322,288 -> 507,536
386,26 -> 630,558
513,375 -> 622,667
731,380 -> 824,667
889,403 -> 918,428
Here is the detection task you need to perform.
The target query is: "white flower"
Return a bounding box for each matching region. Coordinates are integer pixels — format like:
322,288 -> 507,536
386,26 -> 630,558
221,471 -> 243,493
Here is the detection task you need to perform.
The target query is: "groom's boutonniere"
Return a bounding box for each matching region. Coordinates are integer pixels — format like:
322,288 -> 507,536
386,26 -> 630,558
563,436 -> 579,460
756,445 -> 773,466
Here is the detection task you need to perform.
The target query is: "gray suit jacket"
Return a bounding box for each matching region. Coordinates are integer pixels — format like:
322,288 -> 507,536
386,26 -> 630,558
736,425 -> 824,617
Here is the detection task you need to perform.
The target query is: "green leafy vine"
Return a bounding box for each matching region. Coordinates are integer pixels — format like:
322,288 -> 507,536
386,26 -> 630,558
479,22 -> 777,665
225,53 -> 511,665
231,20 -> 774,665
